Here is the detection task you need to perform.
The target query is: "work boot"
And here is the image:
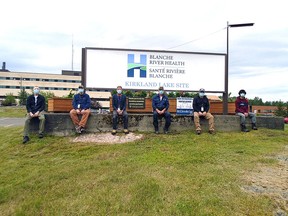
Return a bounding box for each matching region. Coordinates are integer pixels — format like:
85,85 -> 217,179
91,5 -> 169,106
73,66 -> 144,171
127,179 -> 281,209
241,124 -> 250,132
23,136 -> 30,144
252,123 -> 258,130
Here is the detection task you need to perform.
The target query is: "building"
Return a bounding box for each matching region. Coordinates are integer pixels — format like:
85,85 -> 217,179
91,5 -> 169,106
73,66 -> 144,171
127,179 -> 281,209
0,66 -> 111,108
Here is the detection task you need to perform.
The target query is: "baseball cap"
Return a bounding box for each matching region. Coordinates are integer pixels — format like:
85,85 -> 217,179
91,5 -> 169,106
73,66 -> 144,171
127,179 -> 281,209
199,88 -> 205,92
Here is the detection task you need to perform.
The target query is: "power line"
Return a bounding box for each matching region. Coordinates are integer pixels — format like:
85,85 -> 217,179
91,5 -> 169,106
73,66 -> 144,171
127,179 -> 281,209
167,27 -> 226,50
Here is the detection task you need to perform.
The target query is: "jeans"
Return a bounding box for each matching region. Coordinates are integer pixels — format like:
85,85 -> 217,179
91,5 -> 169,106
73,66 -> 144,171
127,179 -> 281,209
113,110 -> 128,129
236,112 -> 256,124
153,111 -> 171,131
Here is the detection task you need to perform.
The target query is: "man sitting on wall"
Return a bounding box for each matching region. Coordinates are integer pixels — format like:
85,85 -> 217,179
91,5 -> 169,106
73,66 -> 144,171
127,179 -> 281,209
152,86 -> 171,134
69,85 -> 91,134
22,86 -> 46,144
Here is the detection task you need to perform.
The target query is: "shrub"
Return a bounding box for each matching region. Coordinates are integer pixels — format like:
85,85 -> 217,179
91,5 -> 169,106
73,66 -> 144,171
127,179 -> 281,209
2,93 -> 16,106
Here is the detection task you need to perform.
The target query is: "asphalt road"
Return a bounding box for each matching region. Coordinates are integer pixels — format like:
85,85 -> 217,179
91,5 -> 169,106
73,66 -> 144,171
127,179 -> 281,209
0,118 -> 25,127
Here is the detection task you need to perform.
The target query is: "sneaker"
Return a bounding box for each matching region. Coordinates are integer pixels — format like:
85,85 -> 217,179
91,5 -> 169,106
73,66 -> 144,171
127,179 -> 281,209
38,133 -> 44,138
23,136 -> 30,144
124,129 -> 129,134
80,127 -> 85,133
75,126 -> 81,134
209,130 -> 215,135
164,129 -> 168,134
111,130 -> 117,135
196,130 -> 201,135
155,130 -> 159,134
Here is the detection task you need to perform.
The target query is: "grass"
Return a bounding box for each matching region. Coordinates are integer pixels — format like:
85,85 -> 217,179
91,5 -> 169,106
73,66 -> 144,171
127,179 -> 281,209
0,106 -> 26,118
0,125 -> 287,215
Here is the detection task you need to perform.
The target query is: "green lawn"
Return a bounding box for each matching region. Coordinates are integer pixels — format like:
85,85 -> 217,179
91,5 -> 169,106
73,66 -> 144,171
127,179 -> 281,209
0,126 -> 287,215
0,106 -> 26,118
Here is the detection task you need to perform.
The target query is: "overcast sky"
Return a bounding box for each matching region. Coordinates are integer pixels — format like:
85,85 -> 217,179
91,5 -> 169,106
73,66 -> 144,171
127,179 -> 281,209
1,0 -> 287,102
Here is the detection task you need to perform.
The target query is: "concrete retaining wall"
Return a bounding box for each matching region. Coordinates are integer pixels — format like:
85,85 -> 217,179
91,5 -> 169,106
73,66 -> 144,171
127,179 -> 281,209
29,113 -> 284,136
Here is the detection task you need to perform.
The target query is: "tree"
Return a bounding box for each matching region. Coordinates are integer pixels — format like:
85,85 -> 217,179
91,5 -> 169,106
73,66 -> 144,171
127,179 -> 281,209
18,88 -> 29,106
274,101 -> 288,117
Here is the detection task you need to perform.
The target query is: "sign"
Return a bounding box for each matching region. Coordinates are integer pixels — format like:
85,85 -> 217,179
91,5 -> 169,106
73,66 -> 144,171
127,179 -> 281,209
176,97 -> 193,115
83,48 -> 225,92
128,97 -> 145,109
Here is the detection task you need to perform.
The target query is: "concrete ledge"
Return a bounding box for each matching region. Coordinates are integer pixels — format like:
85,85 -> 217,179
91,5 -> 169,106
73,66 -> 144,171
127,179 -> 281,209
29,113 -> 285,136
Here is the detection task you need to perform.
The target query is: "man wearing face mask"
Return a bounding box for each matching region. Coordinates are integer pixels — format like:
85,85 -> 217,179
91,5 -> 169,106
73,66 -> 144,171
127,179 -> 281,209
235,89 -> 257,132
69,85 -> 91,134
22,86 -> 46,144
111,86 -> 129,135
152,86 -> 171,134
192,88 -> 215,135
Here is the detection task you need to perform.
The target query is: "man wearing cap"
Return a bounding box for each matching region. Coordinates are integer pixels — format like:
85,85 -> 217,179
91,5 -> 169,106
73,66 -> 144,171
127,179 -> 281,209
69,85 -> 91,134
22,86 -> 46,144
111,85 -> 129,135
152,86 -> 171,134
235,89 -> 257,132
192,88 -> 215,135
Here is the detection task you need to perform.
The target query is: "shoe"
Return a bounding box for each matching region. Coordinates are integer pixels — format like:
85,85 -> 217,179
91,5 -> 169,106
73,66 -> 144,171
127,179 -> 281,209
196,130 -> 201,135
252,123 -> 258,130
209,130 -> 215,135
124,129 -> 129,134
112,130 -> 117,135
38,133 -> 44,138
23,136 -> 30,144
164,129 -> 168,134
75,126 -> 81,134
155,130 -> 159,134
80,127 -> 85,133
241,124 -> 250,132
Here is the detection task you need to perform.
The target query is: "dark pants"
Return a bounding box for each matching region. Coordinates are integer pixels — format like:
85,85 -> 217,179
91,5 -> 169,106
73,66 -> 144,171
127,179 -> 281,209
113,110 -> 128,130
153,111 -> 171,131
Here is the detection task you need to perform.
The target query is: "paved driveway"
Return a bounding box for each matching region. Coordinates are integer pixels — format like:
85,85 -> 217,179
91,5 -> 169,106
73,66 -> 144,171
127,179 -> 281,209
0,118 -> 25,127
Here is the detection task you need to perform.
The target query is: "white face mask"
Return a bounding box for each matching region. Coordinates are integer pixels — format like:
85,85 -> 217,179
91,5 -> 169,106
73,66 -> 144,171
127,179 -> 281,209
199,92 -> 205,97
240,93 -> 245,97
159,90 -> 164,95
33,89 -> 40,94
117,90 -> 122,94
78,89 -> 84,94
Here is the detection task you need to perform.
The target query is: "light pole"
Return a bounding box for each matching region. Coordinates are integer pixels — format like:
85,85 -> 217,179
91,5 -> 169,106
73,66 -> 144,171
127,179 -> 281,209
223,22 -> 254,115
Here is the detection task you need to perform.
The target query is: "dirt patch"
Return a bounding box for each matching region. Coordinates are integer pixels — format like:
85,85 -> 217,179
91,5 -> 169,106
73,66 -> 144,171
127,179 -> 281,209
71,132 -> 144,145
242,146 -> 288,215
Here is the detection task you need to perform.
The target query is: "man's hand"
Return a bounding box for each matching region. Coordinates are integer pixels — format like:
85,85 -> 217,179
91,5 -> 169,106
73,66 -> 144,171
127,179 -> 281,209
244,113 -> 249,117
29,112 -> 34,117
76,109 -> 81,114
117,110 -> 123,115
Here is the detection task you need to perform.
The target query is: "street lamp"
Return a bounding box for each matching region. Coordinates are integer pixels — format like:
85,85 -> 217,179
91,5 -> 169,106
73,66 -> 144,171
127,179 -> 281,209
223,22 -> 254,115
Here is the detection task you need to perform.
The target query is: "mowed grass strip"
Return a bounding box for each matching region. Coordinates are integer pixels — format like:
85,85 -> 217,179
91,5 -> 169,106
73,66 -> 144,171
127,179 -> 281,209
0,126 -> 287,215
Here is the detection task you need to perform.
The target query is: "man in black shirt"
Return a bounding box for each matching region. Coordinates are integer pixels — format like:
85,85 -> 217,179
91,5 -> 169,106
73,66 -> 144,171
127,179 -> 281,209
23,86 -> 46,144
192,88 -> 215,135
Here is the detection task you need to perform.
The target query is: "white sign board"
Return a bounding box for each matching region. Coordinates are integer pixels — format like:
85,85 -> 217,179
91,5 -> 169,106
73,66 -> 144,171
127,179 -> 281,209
84,48 -> 225,92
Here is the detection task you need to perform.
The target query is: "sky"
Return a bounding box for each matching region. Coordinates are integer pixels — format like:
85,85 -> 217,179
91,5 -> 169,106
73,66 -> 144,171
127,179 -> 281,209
1,0 -> 287,102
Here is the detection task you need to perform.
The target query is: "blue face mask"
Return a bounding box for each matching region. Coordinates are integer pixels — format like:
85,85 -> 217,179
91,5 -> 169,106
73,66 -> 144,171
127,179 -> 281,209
159,90 -> 164,95
78,89 -> 84,94
117,90 -> 122,94
199,92 -> 205,97
34,89 -> 39,94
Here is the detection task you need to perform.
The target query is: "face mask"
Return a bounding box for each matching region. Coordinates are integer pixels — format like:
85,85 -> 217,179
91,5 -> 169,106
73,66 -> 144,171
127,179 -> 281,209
117,90 -> 122,94
199,92 -> 205,97
34,89 -> 39,94
240,93 -> 245,97
159,90 -> 164,95
78,89 -> 84,94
